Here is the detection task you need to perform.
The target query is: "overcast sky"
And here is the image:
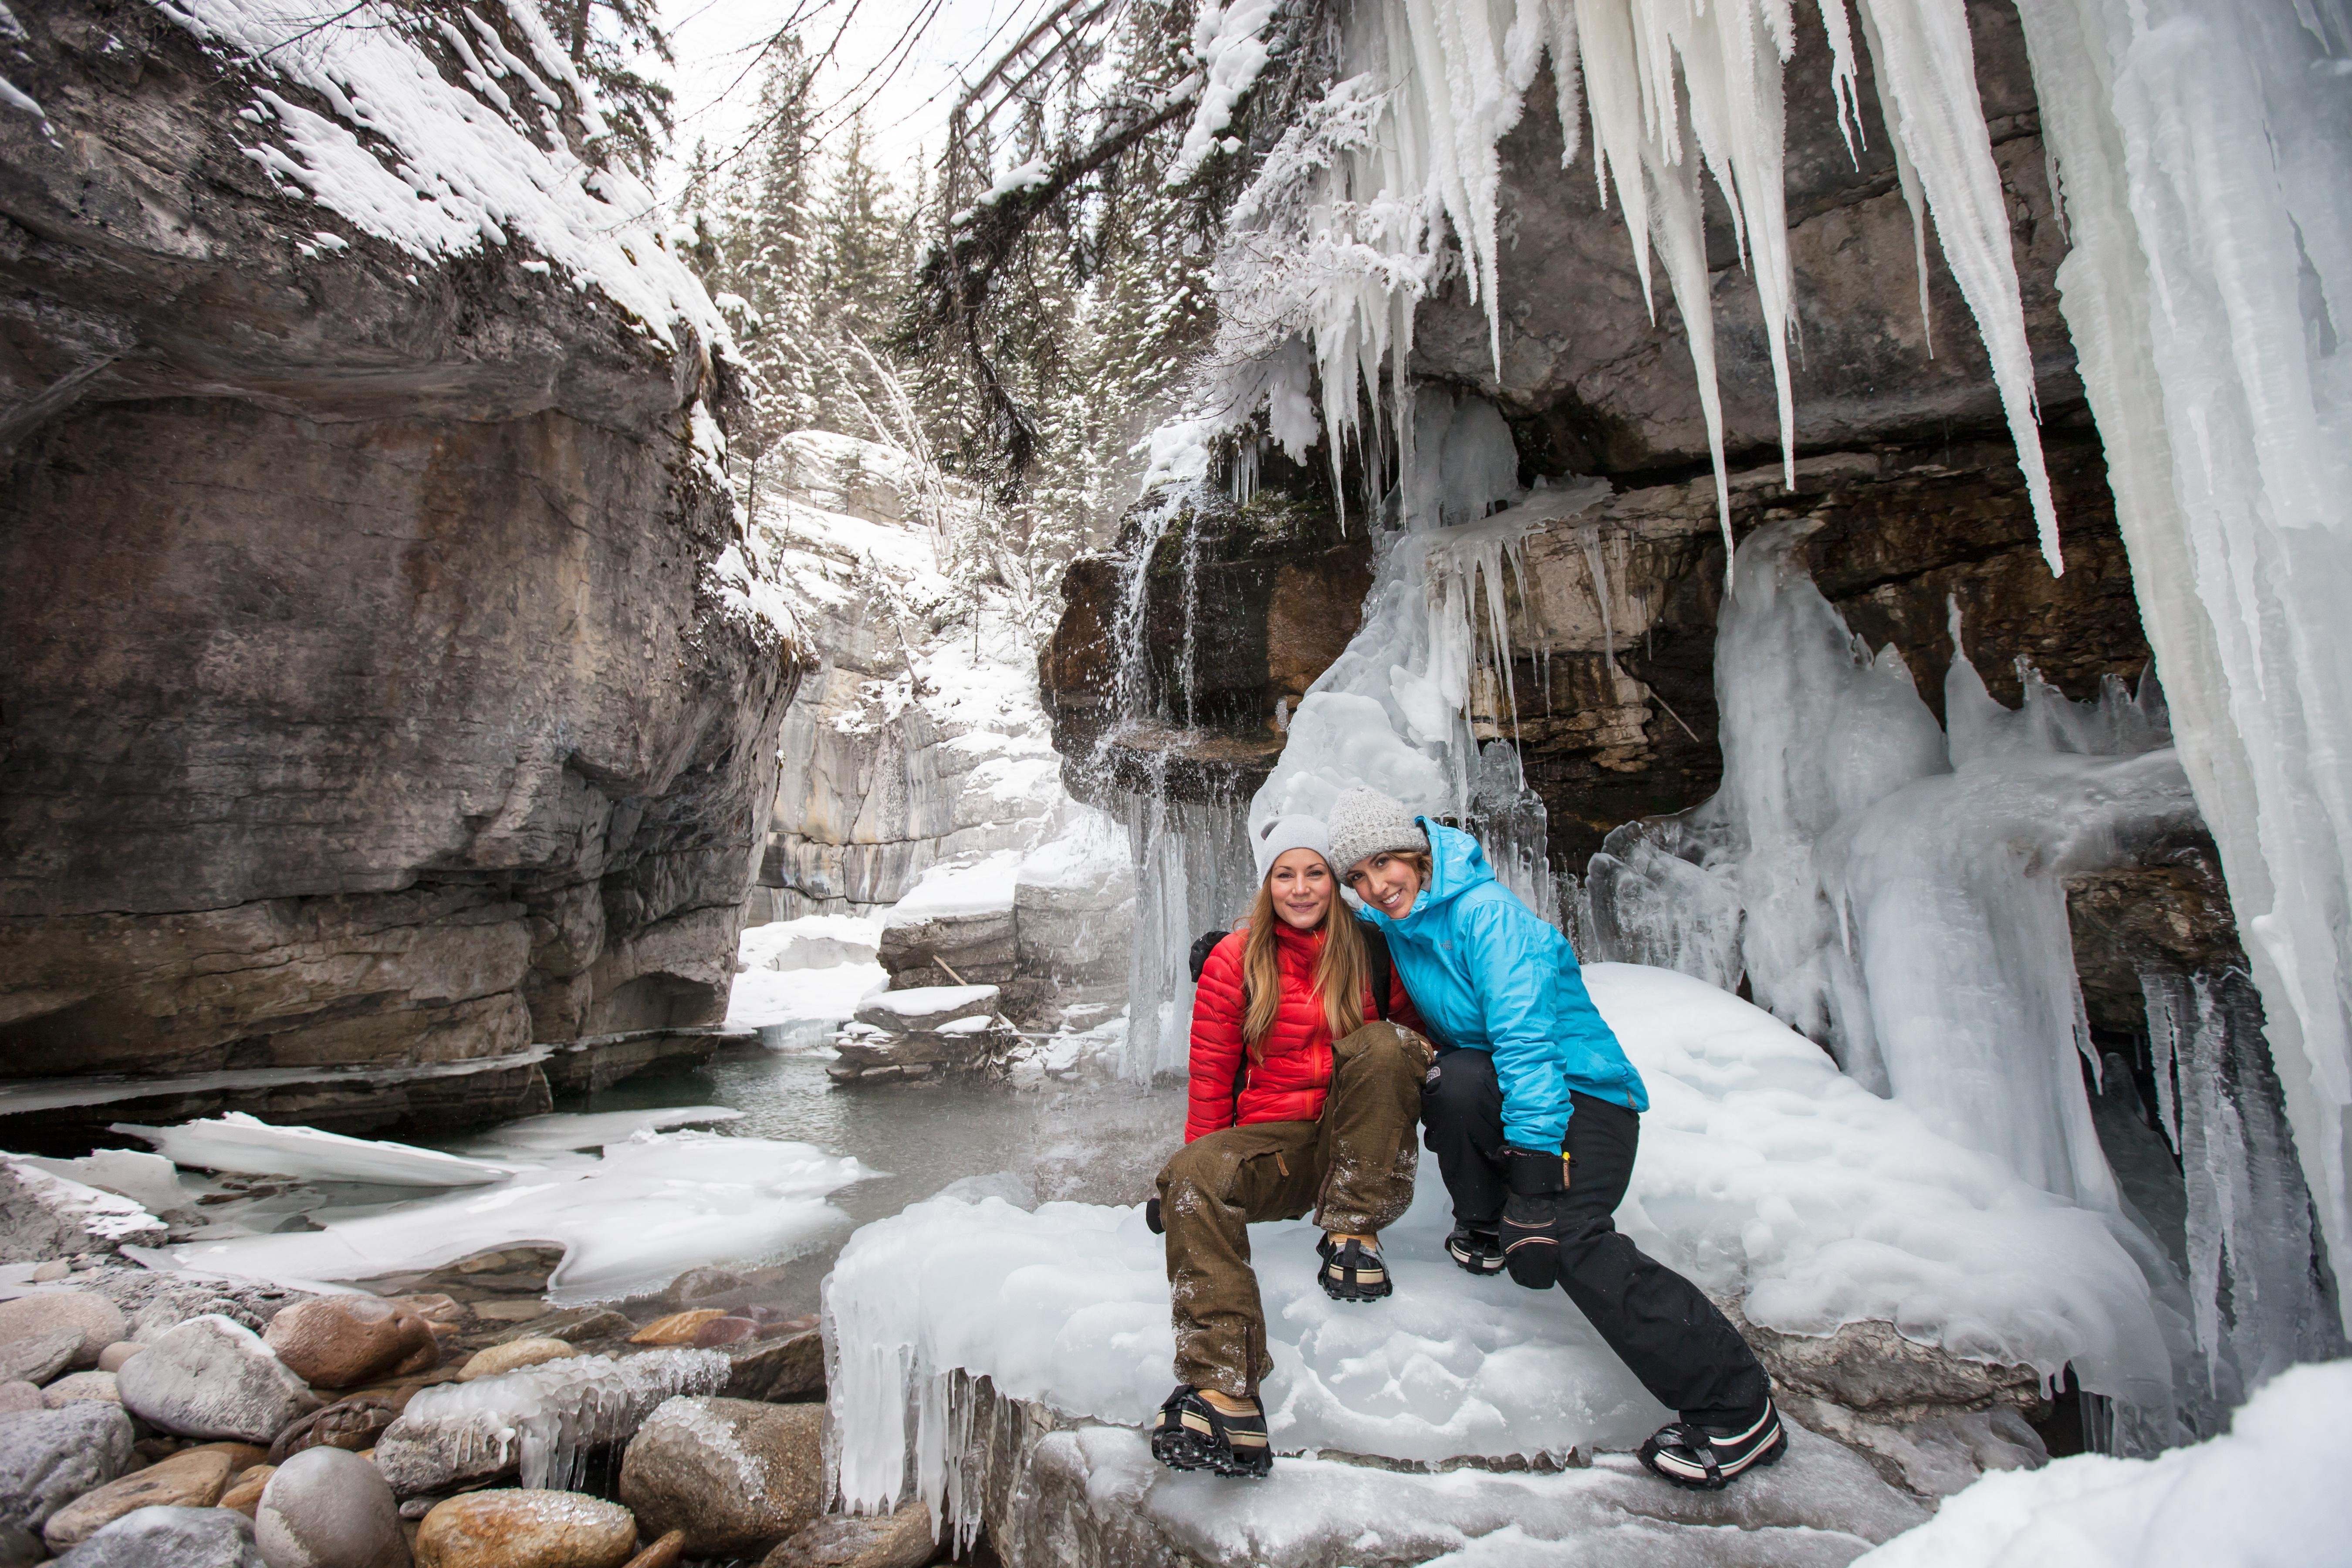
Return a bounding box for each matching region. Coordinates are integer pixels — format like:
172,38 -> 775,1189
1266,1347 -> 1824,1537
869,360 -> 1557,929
657,0 -> 1040,201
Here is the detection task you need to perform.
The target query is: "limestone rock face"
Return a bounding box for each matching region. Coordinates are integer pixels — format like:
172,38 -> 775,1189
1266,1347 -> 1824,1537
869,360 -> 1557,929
0,0 -> 800,1080
50,1505 -> 265,1568
412,1490 -> 635,1568
264,1297 -> 438,1391
618,1397 -> 823,1558
115,1317 -> 320,1443
0,1403 -> 135,1533
254,1446 -> 410,1568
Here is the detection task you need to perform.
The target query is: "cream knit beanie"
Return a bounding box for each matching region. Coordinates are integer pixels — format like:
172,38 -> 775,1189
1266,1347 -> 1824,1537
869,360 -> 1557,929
1251,814 -> 1336,883
1325,787 -> 1428,876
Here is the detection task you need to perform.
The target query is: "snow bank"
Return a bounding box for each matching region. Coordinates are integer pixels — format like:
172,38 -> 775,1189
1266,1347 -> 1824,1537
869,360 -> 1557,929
156,1131 -> 870,1300
725,959 -> 889,1042
1851,1358 -> 2352,1567
740,915 -> 883,973
159,0 -> 726,353
829,963 -> 2168,1511
884,852 -> 1022,927
117,1112 -> 522,1187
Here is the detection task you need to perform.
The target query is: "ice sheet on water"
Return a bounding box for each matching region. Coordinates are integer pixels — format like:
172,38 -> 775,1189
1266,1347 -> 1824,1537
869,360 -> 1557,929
828,964 -> 2168,1515
460,1107 -> 744,1155
156,1132 -> 871,1301
1060,1420 -> 1921,1568
117,1112 -> 525,1187
1848,1358 -> 2352,1568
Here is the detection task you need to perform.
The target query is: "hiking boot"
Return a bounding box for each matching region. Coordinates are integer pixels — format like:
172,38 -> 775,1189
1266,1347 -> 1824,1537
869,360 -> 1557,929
1638,1402 -> 1787,1489
1150,1385 -> 1272,1478
1316,1233 -> 1392,1301
1446,1223 -> 1504,1276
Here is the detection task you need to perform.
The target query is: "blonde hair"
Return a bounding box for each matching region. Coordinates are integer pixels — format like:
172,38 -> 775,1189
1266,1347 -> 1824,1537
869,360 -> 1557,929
1241,877 -> 1367,1053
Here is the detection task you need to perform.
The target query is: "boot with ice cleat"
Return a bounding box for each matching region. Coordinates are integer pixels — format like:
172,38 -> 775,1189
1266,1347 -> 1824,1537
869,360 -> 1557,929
1446,1223 -> 1504,1276
1150,1385 -> 1273,1478
1637,1401 -> 1787,1489
1316,1232 -> 1392,1300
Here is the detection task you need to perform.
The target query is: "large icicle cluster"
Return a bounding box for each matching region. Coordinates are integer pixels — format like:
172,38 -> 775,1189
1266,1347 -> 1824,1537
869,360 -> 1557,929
2001,0 -> 2352,1335
1189,0 -> 2055,563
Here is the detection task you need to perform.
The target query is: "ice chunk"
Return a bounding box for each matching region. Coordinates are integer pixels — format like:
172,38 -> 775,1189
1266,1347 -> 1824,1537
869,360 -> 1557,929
154,1132 -> 871,1301
375,1347 -> 731,1494
115,1113 -> 524,1187
1849,1358 -> 2352,1567
828,964 -> 2169,1514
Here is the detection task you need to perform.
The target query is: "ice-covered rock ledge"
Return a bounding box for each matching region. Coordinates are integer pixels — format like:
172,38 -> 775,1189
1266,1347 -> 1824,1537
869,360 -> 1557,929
826,966 -> 2174,1547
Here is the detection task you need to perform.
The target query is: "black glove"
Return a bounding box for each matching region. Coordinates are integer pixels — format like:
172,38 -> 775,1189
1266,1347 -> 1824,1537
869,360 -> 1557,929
1497,1144 -> 1571,1290
1188,929 -> 1230,983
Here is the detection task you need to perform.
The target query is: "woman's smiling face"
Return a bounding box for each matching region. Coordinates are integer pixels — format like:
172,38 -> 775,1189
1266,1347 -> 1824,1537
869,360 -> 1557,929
1267,848 -> 1335,930
1346,851 -> 1423,919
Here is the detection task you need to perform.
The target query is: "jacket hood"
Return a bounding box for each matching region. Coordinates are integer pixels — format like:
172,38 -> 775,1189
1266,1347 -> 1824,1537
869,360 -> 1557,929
1420,821 -> 1494,906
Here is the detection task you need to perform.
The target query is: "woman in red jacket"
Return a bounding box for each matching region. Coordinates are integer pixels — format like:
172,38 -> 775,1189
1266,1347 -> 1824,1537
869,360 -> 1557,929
1147,814 -> 1429,1480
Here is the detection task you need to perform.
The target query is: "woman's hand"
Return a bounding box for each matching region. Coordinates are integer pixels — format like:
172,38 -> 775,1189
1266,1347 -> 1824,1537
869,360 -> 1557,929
1497,1145 -> 1571,1290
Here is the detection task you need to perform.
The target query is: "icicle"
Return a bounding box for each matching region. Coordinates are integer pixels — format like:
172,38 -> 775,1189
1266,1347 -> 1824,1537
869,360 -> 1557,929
1853,0 -> 2058,567
1852,0 -> 1935,355
1578,521 -> 1620,674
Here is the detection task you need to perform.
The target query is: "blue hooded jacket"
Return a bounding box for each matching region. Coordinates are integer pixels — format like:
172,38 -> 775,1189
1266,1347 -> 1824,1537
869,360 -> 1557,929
1359,820 -> 1646,1149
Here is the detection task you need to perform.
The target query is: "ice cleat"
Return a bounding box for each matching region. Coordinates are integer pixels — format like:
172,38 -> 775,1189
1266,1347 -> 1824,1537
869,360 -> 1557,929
1445,1223 -> 1505,1276
1638,1402 -> 1787,1490
1150,1385 -> 1273,1478
1316,1233 -> 1392,1301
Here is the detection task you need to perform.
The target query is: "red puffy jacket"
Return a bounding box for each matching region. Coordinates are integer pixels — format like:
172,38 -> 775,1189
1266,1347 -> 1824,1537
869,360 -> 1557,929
1184,923 -> 1423,1142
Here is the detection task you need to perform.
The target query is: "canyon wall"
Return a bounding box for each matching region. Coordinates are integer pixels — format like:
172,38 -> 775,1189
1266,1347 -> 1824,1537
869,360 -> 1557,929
0,0 -> 799,1078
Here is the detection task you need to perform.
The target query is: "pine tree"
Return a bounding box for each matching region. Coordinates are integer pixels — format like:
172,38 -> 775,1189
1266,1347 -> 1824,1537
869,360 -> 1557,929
548,0 -> 675,179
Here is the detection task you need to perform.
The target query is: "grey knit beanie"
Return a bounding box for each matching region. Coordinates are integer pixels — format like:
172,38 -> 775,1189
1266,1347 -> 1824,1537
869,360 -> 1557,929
1251,814 -> 1335,882
1325,787 -> 1427,877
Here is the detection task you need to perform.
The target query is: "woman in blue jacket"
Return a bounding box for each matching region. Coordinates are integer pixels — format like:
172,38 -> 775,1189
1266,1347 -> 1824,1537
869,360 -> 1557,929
1323,786 -> 1782,1490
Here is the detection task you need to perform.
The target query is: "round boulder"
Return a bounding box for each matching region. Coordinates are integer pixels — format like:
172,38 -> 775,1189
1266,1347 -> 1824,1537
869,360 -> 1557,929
42,1445 -> 237,1552
760,1500 -> 933,1568
118,1317 -> 321,1443
51,1504 -> 265,1567
0,1402 -> 136,1534
263,1298 -> 438,1390
41,1371 -> 118,1408
256,1446 -> 409,1568
0,1293 -> 127,1370
412,1490 -> 635,1568
97,1343 -> 144,1375
0,1328 -> 82,1387
618,1397 -> 822,1558
457,1338 -> 574,1382
267,1396 -> 399,1463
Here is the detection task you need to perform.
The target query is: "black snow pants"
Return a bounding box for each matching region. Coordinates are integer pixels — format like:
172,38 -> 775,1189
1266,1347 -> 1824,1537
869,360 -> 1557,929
1421,1045 -> 1771,1426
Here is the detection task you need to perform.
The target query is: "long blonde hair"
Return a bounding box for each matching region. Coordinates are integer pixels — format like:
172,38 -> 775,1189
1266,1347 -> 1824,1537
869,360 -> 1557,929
1241,876 -> 1367,1053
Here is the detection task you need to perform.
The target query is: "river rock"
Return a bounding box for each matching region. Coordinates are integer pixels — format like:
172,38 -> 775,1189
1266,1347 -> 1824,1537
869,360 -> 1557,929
760,1501 -> 933,1568
721,1332 -> 825,1404
619,1530 -> 685,1568
511,1309 -> 633,1346
459,1339 -> 575,1382
389,1297 -> 464,1328
618,1397 -> 822,1558
51,1505 -> 266,1567
267,1396 -> 399,1463
0,1329 -> 81,1387
41,1372 -> 117,1407
256,1446 -> 409,1568
0,1524 -> 36,1566
413,1490 -> 635,1568
216,1466 -> 272,1517
0,1164 -> 166,1263
0,1402 -> 135,1532
0,1386 -> 36,1416
117,1317 -> 321,1442
627,1311 -> 725,1347
689,1317 -> 757,1348
663,1267 -> 749,1310
97,1344 -> 144,1374
264,1298 -> 439,1390
42,1446 -> 236,1551
0,1292 -> 128,1368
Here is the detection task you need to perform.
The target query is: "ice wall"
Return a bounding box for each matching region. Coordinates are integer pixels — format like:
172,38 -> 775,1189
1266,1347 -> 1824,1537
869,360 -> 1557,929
2003,0 -> 2352,1333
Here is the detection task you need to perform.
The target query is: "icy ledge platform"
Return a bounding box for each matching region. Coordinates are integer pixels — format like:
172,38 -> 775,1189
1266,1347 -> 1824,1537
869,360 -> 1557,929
921,1376 -> 1923,1568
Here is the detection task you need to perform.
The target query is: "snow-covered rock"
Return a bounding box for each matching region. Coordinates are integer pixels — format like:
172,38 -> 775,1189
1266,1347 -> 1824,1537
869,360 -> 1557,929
739,915 -> 882,973
854,987 -> 1000,1033
1850,1358 -> 2352,1567
879,852 -> 1023,987
829,964 -> 2169,1518
0,1161 -> 166,1261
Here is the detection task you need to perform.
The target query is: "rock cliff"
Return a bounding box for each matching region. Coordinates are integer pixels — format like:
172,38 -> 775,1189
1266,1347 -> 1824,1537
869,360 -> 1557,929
0,0 -> 800,1080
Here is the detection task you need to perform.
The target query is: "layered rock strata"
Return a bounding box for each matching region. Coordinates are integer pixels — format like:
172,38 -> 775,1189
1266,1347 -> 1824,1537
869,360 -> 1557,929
0,1 -> 798,1081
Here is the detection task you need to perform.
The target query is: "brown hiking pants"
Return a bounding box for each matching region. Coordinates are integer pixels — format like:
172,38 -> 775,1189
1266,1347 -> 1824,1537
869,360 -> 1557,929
1156,1021 -> 1433,1397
